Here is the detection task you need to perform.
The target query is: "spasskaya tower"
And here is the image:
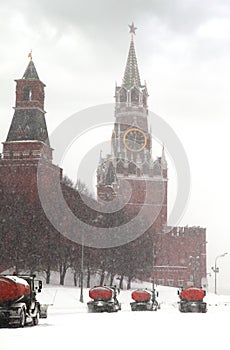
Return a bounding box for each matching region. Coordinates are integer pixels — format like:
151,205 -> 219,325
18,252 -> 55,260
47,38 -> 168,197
96,23 -> 206,288
97,22 -> 167,230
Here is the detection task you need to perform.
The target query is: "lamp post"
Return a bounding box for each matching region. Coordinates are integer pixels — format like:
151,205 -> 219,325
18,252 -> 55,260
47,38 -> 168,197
79,233 -> 84,303
198,241 -> 208,288
212,253 -> 228,294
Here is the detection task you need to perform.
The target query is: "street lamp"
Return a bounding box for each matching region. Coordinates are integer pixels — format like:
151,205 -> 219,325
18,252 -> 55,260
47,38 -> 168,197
212,253 -> 228,294
79,233 -> 84,303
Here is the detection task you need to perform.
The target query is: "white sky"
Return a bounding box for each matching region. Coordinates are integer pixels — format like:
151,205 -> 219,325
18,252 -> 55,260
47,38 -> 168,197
0,0 -> 230,293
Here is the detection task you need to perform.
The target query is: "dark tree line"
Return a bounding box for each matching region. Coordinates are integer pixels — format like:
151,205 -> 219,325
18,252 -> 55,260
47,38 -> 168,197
0,178 -> 155,288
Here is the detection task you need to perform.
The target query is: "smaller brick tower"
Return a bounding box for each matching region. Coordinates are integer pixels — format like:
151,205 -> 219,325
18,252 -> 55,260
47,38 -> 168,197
0,55 -> 61,201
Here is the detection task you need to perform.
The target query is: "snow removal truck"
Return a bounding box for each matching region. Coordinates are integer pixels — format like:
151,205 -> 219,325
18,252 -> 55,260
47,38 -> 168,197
130,288 -> 159,311
0,274 -> 48,327
87,286 -> 121,312
178,287 -> 207,313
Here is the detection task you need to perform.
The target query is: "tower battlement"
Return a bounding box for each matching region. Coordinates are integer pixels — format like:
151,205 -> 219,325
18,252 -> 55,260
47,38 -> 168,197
164,226 -> 206,237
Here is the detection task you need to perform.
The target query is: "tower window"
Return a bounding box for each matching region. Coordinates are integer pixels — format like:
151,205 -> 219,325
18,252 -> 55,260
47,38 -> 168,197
168,279 -> 174,287
128,162 -> 136,174
142,162 -> 149,174
116,160 -> 124,173
23,86 -> 32,101
119,88 -> 127,103
178,280 -> 184,287
16,126 -> 23,138
24,125 -> 30,138
131,88 -> 139,104
153,162 -> 162,176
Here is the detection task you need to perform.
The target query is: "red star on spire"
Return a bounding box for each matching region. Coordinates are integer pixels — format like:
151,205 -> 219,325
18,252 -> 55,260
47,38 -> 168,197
129,22 -> 137,35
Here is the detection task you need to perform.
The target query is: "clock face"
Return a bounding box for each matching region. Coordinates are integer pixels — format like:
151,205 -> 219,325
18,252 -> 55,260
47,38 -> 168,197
123,128 -> 147,152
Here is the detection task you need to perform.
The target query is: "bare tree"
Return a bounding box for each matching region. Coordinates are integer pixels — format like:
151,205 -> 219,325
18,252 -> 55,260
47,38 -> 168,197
75,179 -> 93,198
61,175 -> 75,188
62,175 -> 93,198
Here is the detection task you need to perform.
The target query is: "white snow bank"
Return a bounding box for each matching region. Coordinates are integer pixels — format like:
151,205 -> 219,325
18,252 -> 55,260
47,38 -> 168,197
2,283 -> 230,350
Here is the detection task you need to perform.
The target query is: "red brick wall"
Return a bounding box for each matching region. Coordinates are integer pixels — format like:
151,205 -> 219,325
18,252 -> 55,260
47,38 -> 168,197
153,226 -> 207,288
3,141 -> 52,161
0,156 -> 62,204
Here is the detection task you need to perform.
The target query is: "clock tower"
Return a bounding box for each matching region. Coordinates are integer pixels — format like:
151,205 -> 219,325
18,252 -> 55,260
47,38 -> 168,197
97,23 -> 168,230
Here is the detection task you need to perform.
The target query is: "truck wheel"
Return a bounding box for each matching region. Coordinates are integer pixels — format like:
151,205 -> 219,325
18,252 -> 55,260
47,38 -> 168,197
179,305 -> 186,313
19,309 -> 26,328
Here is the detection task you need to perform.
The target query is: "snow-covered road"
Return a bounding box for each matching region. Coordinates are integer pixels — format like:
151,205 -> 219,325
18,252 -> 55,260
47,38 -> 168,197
1,285 -> 230,350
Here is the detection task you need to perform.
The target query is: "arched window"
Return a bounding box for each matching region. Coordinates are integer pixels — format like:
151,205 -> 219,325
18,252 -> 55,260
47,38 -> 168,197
142,161 -> 149,174
23,86 -> 32,101
153,161 -> 162,176
24,125 -> 30,138
16,126 -> 23,139
128,162 -> 136,174
119,88 -> 127,103
116,160 -> 124,174
131,87 -> 139,105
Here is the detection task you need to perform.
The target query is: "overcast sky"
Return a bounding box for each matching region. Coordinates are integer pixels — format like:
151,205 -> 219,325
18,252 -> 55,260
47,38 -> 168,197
1,0 -> 230,293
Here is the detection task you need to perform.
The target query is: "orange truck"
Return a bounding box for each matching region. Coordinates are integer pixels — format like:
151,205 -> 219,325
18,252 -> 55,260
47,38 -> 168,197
87,286 -> 121,312
0,274 -> 47,327
130,288 -> 159,311
178,287 -> 207,313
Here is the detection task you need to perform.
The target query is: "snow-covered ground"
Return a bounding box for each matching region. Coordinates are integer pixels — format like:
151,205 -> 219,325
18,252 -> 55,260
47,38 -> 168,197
1,282 -> 230,350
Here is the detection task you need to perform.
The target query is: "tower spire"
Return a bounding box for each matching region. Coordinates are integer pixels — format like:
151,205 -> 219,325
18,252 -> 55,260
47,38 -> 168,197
122,22 -> 141,89
28,50 -> 33,61
1,56 -> 53,166
5,57 -> 49,147
22,60 -> 40,80
161,144 -> 167,169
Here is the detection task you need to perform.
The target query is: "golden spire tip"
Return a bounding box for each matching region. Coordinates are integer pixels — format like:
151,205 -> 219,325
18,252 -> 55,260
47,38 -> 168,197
28,50 -> 33,61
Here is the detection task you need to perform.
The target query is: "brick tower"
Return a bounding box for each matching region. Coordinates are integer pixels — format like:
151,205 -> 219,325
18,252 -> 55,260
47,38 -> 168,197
0,54 -> 63,276
97,23 -> 167,231
97,24 -> 207,288
0,54 -> 62,201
